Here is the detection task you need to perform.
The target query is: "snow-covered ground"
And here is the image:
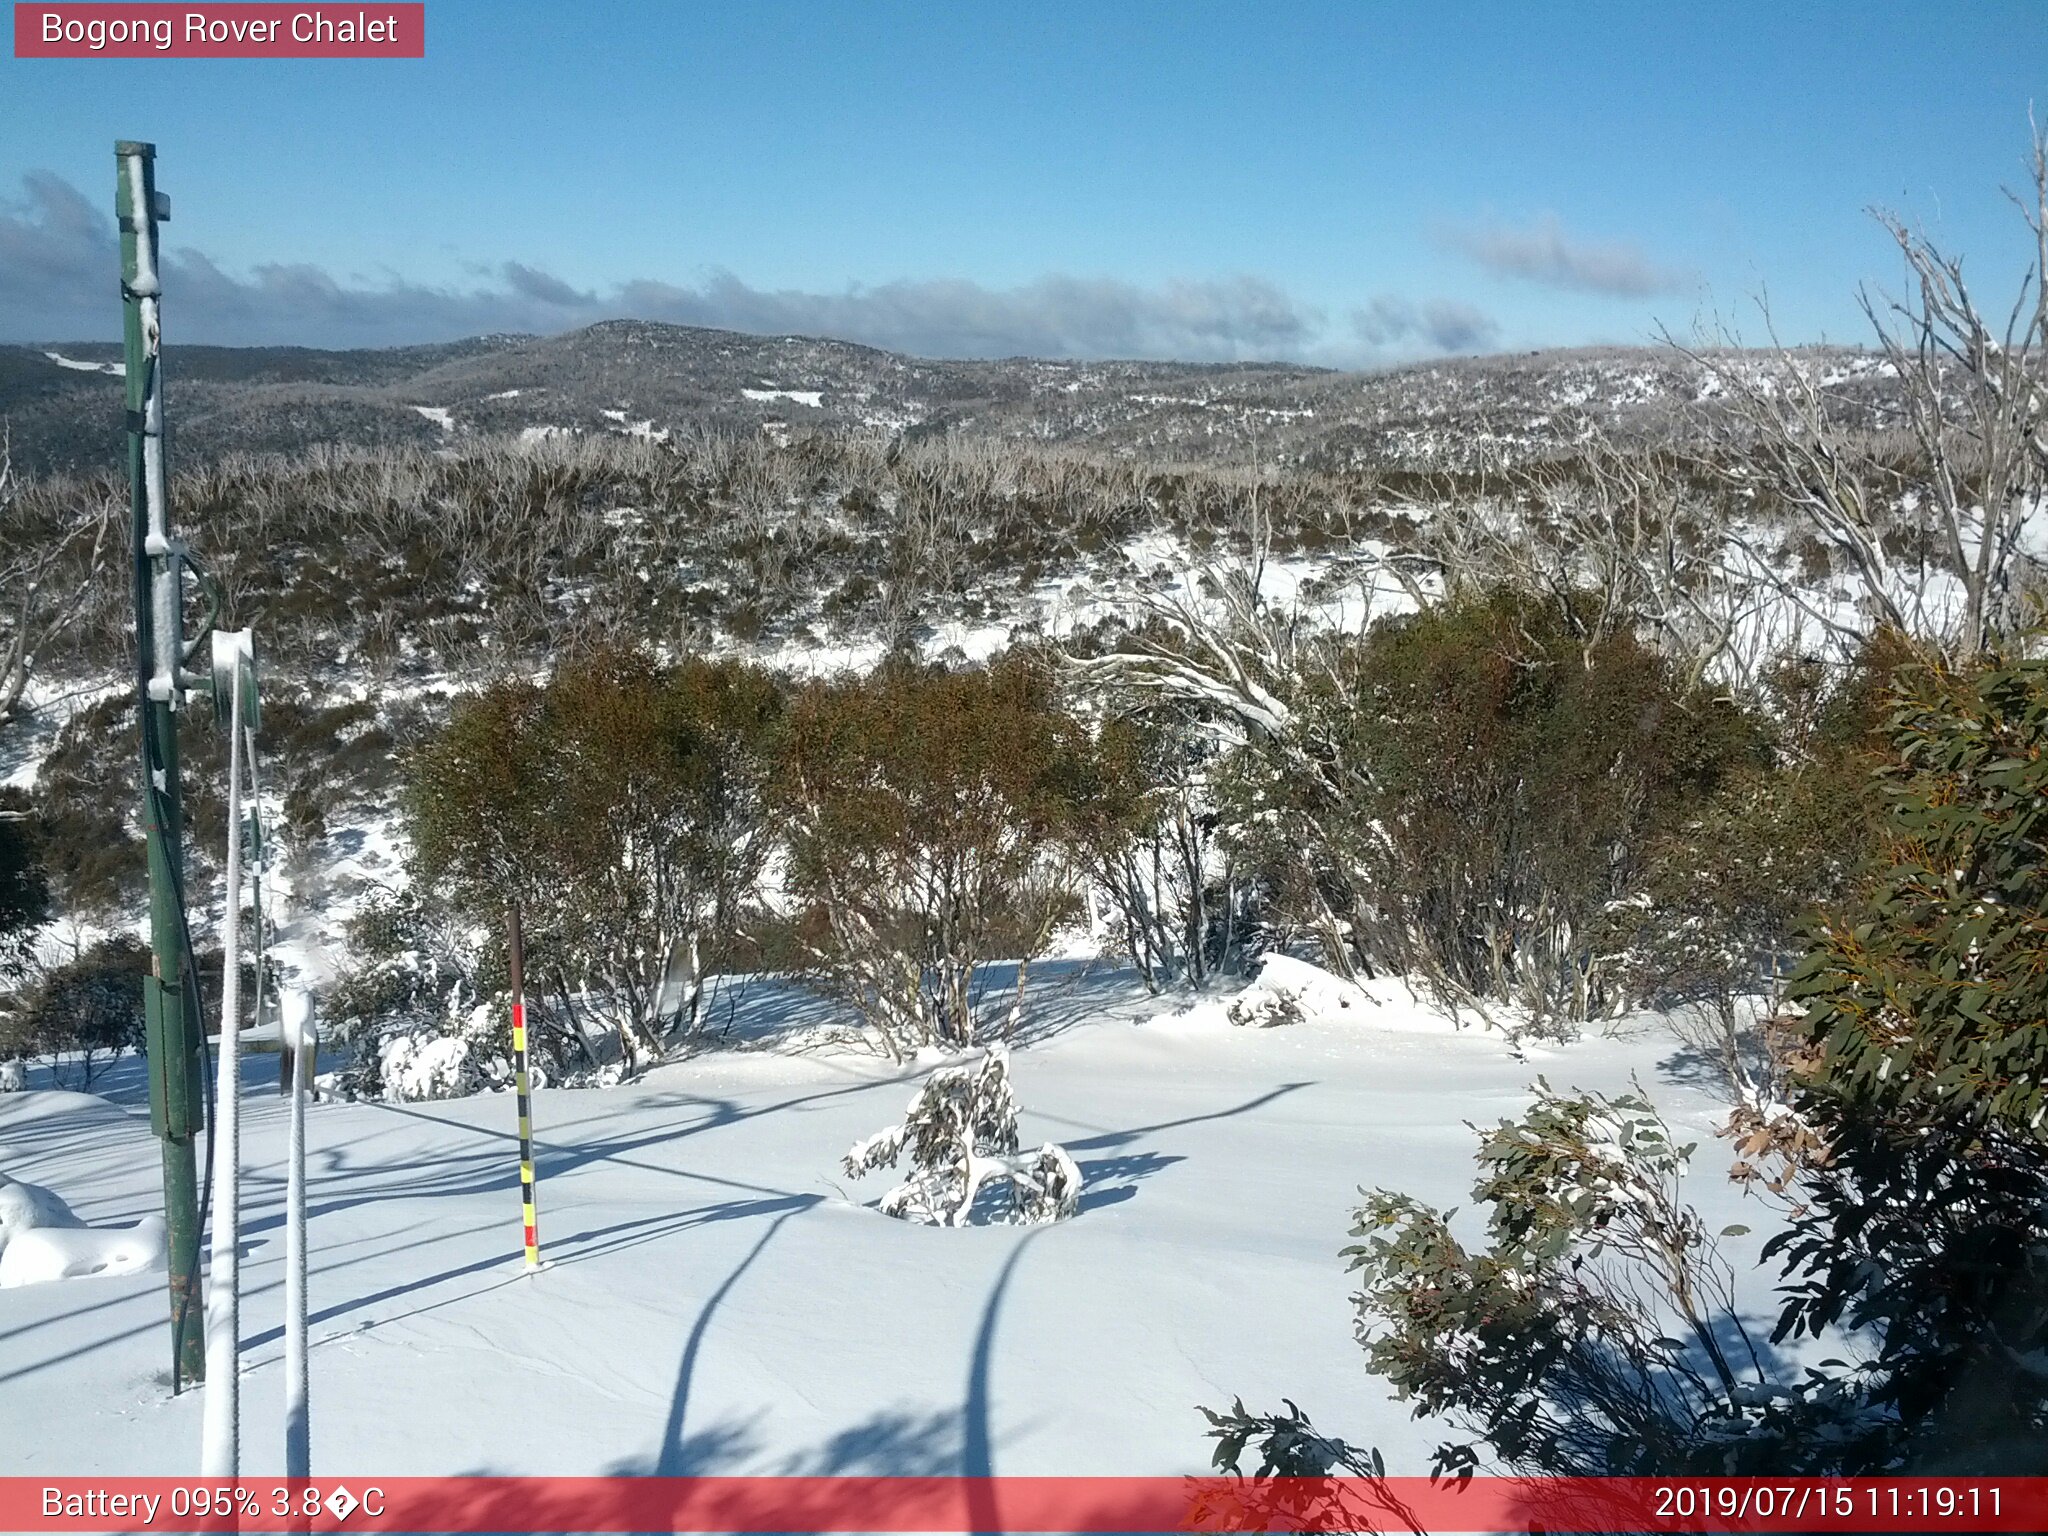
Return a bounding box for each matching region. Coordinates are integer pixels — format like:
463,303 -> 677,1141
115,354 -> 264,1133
0,962 -> 1781,1478
41,351 -> 124,377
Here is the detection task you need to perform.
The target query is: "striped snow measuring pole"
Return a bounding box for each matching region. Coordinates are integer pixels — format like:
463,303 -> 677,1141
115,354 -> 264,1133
508,901 -> 540,1270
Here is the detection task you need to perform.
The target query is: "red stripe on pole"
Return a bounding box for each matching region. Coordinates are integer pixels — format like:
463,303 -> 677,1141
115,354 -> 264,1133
15,5 -> 425,58
1,1477 -> 2043,1532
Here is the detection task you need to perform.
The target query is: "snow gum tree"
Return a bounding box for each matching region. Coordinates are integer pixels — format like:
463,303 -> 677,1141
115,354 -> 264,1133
0,936 -> 148,1091
407,646 -> 783,1073
777,654 -> 1085,1058
1050,701 -> 1240,993
1217,589 -> 1763,1028
1206,645 -> 2048,1481
0,430 -> 116,727
1681,129 -> 2048,661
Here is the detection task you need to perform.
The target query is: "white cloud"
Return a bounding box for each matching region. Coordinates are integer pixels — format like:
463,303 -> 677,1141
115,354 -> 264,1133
1351,294 -> 1500,353
1440,212 -> 1686,297
0,170 -> 1498,365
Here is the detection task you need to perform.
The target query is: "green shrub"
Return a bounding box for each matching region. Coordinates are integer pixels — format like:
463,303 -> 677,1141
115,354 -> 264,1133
1767,646 -> 2048,1472
777,653 -> 1085,1056
0,787 -> 50,983
1622,636 -> 1905,1097
0,936 -> 148,1089
407,646 -> 784,1071
1233,588 -> 1763,1027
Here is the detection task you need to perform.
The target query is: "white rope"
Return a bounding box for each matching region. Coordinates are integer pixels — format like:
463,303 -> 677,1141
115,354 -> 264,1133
283,989 -> 313,1478
199,667 -> 243,1477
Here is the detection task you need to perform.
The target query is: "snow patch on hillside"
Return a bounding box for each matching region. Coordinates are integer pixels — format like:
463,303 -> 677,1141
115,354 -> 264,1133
42,351 -> 122,377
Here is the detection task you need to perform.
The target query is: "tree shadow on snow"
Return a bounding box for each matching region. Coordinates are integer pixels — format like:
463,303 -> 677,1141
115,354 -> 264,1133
1074,1149 -> 1184,1212
1043,1080 -> 1314,1153
635,1205 -> 1042,1512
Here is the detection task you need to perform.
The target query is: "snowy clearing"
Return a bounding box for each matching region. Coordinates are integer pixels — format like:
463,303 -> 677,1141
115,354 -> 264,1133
0,964 -> 1780,1477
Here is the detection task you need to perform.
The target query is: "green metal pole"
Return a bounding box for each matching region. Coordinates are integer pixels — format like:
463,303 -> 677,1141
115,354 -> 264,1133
118,139 -> 206,1391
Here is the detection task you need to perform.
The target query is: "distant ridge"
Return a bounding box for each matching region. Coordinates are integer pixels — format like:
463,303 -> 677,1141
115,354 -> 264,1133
0,322 -> 1878,476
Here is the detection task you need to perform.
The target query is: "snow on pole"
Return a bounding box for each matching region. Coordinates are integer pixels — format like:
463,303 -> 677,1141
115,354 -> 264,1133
508,902 -> 540,1271
282,988 -> 315,1479
200,637 -> 250,1477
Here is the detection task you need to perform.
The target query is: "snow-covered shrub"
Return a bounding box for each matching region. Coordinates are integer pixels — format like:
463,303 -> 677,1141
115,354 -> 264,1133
357,986 -> 535,1103
328,894 -> 467,1098
0,1173 -> 165,1288
1225,955 -> 1370,1028
329,894 -> 555,1101
843,1046 -> 1081,1226
0,1214 -> 166,1288
0,1058 -> 22,1092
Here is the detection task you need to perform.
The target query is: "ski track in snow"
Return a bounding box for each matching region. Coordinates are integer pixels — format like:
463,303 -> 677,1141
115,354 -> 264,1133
0,964 -> 1797,1477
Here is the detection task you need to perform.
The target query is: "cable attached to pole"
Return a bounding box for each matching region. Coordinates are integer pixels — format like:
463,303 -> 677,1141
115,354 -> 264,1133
199,632 -> 252,1477
283,987 -> 315,1479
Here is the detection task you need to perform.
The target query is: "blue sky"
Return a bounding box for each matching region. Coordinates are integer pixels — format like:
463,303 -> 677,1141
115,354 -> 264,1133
2,1 -> 2044,363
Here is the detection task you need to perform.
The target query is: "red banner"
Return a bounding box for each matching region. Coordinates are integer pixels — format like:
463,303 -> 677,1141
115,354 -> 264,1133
13,4 -> 424,58
0,1476 -> 2042,1533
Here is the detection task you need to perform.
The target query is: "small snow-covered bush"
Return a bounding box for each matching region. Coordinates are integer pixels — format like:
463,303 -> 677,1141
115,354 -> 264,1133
844,1046 -> 1081,1226
331,892 -> 587,1100
1225,954 -> 1371,1028
370,994 -> 526,1103
0,1214 -> 166,1288
0,1059 -> 22,1092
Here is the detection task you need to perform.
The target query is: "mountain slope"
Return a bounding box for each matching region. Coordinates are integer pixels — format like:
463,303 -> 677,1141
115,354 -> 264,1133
0,322 -> 1882,474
